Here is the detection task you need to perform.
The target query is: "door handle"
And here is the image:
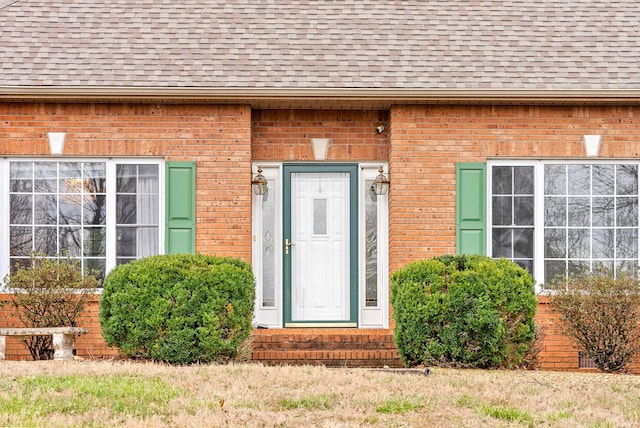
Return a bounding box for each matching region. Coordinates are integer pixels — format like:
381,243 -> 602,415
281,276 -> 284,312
285,238 -> 295,255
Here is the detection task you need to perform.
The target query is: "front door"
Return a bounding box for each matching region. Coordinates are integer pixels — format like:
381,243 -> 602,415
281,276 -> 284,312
283,164 -> 358,327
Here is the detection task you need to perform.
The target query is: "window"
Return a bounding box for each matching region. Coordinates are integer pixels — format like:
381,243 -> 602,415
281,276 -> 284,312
4,159 -> 162,281
491,166 -> 534,273
489,162 -> 639,287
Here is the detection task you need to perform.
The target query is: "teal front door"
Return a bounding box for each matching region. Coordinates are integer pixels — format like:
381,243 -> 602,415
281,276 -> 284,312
283,164 -> 358,327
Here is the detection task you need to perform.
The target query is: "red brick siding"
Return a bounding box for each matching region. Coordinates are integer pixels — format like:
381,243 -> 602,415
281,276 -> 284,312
2,102 -> 640,371
389,104 -> 640,372
0,102 -> 252,260
0,101 -> 252,358
252,109 -> 389,161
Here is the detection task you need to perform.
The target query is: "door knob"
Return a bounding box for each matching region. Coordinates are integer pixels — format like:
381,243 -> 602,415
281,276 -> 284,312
285,238 -> 295,255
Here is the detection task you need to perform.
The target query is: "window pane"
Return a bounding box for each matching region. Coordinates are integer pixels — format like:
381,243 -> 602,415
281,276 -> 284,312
568,228 -> 590,258
616,260 -> 638,277
116,195 -> 136,224
545,228 -> 566,258
617,229 -> 638,259
10,226 -> 32,256
34,194 -> 57,225
34,226 -> 57,256
34,179 -> 57,193
492,229 -> 512,258
60,226 -> 82,257
568,260 -> 589,276
84,227 -> 106,257
492,166 -> 512,194
138,227 -> 159,257
116,164 -> 137,193
139,164 -> 159,193
365,179 -> 378,307
116,227 -> 136,257
544,197 -> 566,226
593,228 -> 614,258
593,164 -> 614,195
313,199 -> 327,235
568,164 -> 590,196
85,258 -> 106,281
617,197 -> 638,227
59,162 -> 82,193
568,197 -> 590,227
514,196 -> 534,225
617,165 -> 638,196
545,260 -> 566,284
59,194 -> 82,225
84,163 -> 106,191
84,194 -> 106,225
10,194 -> 32,224
544,165 -> 566,195
262,178 -> 276,307
139,194 -> 159,224
492,196 -> 512,225
514,166 -> 534,194
10,162 -> 33,192
592,197 -> 614,227
513,228 -> 534,259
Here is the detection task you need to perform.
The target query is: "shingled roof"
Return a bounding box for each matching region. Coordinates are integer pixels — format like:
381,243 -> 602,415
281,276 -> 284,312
1,1 -> 639,102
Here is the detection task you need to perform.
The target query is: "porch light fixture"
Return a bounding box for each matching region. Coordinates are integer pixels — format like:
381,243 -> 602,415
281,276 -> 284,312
583,135 -> 602,157
372,167 -> 390,195
251,168 -> 268,195
311,138 -> 331,161
48,132 -> 66,155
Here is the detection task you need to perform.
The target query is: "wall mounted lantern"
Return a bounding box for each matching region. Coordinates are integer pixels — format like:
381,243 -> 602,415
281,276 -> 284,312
311,138 -> 331,161
372,166 -> 390,195
584,135 -> 602,157
48,132 -> 66,155
251,168 -> 268,195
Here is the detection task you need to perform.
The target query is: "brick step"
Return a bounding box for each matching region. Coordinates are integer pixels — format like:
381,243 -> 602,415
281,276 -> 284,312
250,329 -> 403,367
251,349 -> 404,368
252,335 -> 398,351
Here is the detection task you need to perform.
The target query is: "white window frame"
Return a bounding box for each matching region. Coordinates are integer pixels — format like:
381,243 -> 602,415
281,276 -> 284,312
0,157 -> 165,289
251,162 -> 389,329
488,159 -> 640,293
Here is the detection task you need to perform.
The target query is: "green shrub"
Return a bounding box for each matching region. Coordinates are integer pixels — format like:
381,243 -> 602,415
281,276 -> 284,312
391,255 -> 537,368
2,254 -> 99,360
99,254 -> 255,365
548,270 -> 640,372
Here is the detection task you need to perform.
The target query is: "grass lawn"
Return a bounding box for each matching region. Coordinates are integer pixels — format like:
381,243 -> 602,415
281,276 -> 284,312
0,361 -> 638,427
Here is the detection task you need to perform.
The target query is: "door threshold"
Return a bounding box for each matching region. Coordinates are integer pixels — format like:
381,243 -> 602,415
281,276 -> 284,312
285,322 -> 357,328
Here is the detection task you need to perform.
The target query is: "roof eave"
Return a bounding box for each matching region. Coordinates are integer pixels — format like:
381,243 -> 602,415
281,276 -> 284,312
1,87 -> 640,107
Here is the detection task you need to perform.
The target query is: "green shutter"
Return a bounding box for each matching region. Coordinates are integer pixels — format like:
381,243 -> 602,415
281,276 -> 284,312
456,162 -> 486,255
166,161 -> 196,254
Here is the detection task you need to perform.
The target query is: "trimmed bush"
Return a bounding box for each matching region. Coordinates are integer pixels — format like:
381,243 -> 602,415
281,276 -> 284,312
391,255 -> 537,368
99,254 -> 255,365
548,270 -> 640,372
2,254 -> 99,360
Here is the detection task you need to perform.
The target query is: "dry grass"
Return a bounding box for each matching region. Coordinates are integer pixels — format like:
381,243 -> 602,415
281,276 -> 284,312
0,361 -> 639,427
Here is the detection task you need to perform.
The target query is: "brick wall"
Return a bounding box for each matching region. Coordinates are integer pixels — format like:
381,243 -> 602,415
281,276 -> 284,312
0,101 -> 252,259
252,109 -> 389,161
2,102 -> 640,371
389,104 -> 640,373
0,101 -> 252,358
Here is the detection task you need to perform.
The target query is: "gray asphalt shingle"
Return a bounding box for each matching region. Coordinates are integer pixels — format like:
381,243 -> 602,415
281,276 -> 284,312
0,0 -> 638,90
